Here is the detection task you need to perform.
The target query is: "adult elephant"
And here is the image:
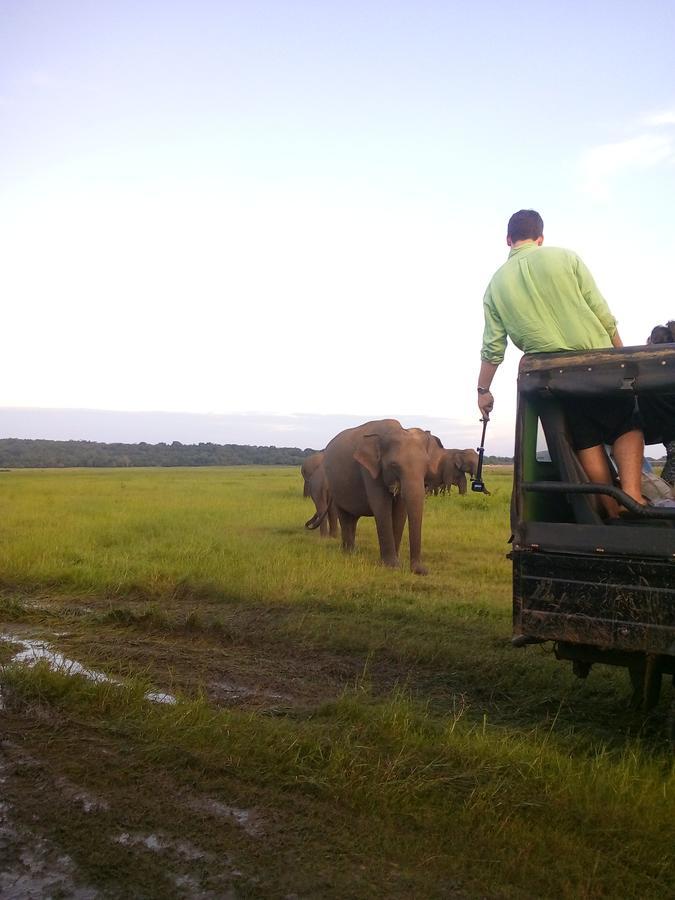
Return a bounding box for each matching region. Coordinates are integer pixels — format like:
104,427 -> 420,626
323,419 -> 443,575
301,451 -> 338,538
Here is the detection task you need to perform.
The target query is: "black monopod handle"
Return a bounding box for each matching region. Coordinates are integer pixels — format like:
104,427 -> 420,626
471,417 -> 489,493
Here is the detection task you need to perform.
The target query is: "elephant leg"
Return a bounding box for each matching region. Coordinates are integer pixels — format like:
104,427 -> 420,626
403,487 -> 428,576
374,518 -> 398,567
361,477 -> 399,567
337,508 -> 358,552
392,495 -> 406,555
328,501 -> 339,539
370,492 -> 399,568
317,485 -> 331,538
458,472 -> 467,495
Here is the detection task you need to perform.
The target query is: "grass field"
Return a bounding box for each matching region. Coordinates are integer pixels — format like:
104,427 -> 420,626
0,465 -> 674,899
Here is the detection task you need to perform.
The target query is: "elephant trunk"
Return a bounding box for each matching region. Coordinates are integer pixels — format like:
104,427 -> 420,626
401,478 -> 427,575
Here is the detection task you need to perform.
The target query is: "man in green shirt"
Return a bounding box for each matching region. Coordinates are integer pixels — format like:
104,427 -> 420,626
476,209 -> 644,517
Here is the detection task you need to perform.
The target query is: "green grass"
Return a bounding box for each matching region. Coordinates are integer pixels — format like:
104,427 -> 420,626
1,466 -> 674,898
0,466 -> 508,603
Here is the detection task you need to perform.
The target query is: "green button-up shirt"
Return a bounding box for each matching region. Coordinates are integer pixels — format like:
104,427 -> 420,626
480,242 -> 618,364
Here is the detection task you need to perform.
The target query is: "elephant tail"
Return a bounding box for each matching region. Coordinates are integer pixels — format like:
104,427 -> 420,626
305,508 -> 329,530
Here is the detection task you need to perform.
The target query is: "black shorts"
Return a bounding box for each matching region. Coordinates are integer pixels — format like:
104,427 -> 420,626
560,395 -> 640,451
637,394 -> 675,445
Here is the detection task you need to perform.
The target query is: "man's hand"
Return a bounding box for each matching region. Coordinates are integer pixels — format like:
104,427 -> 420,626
476,360 -> 498,421
478,390 -> 493,420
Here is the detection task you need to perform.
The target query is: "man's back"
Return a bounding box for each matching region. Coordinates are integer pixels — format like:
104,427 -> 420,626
481,243 -> 616,363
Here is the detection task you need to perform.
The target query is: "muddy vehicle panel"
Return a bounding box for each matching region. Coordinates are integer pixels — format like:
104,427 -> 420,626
511,345 -> 675,713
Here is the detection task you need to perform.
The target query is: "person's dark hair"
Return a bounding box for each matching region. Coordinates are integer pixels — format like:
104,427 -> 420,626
507,209 -> 544,243
648,324 -> 673,344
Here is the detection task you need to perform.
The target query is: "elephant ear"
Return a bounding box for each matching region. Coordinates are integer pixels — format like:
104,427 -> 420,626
441,455 -> 459,485
354,434 -> 382,479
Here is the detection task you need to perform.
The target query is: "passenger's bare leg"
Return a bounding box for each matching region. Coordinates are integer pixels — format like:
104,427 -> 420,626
612,429 -> 646,506
577,444 -> 621,517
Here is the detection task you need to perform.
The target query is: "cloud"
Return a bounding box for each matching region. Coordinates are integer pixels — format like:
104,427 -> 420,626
580,132 -> 674,199
643,109 -> 675,127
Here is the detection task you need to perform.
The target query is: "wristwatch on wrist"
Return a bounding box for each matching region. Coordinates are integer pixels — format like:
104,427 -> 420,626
477,386 -> 491,395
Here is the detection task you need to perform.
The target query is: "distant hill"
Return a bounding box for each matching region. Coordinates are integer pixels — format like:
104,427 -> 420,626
0,438 -> 317,468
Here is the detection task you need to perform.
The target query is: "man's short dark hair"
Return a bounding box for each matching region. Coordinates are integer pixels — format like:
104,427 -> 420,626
507,209 -> 544,242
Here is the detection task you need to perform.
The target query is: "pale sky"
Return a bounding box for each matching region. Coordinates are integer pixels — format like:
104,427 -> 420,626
1,1 -> 674,453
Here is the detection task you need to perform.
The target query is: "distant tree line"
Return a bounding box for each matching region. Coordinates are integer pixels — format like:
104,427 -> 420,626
0,438 -> 518,469
0,439 -> 318,468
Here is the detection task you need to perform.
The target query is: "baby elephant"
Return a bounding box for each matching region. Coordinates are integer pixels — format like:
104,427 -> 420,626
323,419 -> 443,575
426,448 -> 484,495
301,451 -> 339,538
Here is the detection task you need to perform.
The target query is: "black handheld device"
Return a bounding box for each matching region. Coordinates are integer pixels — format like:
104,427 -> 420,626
471,417 -> 489,493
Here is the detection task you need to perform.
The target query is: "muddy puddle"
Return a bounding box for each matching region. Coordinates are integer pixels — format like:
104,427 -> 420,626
208,678 -> 289,705
0,753 -> 100,899
113,830 -> 247,896
0,744 -> 249,899
0,633 -> 177,706
187,796 -> 262,837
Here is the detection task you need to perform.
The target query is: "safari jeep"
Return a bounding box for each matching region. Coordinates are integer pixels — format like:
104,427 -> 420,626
510,345 -> 675,730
